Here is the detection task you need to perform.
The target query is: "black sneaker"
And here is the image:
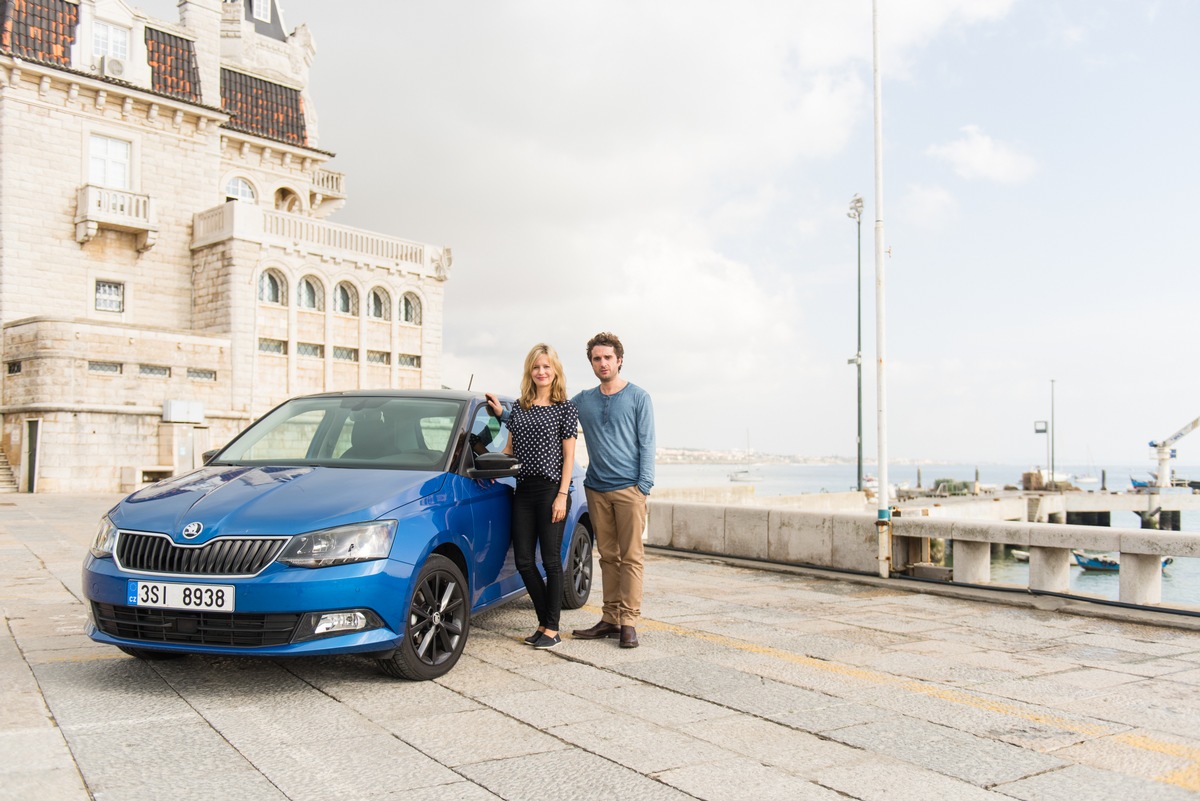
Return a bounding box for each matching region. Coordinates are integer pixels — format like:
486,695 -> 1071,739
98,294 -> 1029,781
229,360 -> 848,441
523,630 -> 543,646
532,633 -> 561,650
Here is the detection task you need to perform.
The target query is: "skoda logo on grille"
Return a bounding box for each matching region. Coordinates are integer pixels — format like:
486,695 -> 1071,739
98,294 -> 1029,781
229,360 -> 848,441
181,522 -> 204,539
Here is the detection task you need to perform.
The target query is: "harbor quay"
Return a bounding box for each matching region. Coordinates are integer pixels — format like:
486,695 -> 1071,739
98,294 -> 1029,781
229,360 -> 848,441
4,494 -> 1200,800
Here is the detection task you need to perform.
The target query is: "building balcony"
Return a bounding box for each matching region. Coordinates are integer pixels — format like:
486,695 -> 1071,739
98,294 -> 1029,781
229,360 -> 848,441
75,185 -> 159,251
191,201 -> 450,279
312,168 -> 346,199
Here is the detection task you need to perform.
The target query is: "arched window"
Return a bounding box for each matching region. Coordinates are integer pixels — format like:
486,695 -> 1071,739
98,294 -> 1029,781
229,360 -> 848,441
225,176 -> 257,203
334,282 -> 359,315
298,276 -> 324,311
275,187 -> 302,213
257,270 -> 286,305
367,287 -> 391,320
401,292 -> 422,325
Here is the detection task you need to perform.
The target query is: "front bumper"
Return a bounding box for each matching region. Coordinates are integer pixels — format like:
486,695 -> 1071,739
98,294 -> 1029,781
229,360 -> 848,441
81,553 -> 416,657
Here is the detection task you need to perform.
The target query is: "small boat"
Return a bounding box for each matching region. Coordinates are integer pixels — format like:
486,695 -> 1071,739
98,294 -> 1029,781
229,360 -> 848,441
1011,549 -> 1029,562
1072,474 -> 1099,486
728,469 -> 762,482
1071,550 -> 1173,571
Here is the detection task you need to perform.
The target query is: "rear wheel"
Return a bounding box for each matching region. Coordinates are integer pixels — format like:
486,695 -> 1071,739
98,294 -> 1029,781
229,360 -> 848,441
377,554 -> 470,680
561,522 -> 593,609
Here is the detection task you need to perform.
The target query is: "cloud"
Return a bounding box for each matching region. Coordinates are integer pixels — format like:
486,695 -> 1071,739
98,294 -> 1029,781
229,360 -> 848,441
897,184 -> 959,230
926,125 -> 1037,183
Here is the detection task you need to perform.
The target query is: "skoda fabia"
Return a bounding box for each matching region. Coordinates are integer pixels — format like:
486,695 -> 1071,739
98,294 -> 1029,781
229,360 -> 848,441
82,390 -> 594,680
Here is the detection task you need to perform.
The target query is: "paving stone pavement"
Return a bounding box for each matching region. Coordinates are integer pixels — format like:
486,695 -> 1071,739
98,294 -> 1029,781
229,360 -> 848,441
3,493 -> 1200,800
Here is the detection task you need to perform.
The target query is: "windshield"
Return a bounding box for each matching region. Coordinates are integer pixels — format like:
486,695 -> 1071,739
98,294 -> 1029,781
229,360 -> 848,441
214,396 -> 465,470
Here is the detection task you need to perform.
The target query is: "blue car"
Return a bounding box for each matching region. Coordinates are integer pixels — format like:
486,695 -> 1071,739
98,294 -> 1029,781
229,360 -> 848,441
82,390 -> 594,680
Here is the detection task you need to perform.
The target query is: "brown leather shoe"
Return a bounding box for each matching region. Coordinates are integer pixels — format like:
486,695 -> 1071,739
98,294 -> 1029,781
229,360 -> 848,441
619,625 -> 639,648
572,620 -> 620,639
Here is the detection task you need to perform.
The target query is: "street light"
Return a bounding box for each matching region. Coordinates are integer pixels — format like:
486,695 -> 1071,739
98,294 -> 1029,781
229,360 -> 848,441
1034,420 -> 1049,489
847,193 -> 864,492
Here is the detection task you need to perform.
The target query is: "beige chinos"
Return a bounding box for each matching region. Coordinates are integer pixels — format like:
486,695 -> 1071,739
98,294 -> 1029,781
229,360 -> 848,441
585,485 -> 646,627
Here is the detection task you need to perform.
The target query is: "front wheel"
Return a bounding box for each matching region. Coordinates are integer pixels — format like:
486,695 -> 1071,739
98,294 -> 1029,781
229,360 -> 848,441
376,554 -> 470,680
561,522 -> 593,609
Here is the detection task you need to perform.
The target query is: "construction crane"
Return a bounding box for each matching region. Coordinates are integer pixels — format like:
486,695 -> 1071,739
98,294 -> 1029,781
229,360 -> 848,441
1150,415 -> 1200,488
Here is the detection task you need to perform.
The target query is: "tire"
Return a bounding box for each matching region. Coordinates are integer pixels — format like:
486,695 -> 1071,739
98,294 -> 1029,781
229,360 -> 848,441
377,554 -> 470,680
117,646 -> 185,661
561,522 -> 593,610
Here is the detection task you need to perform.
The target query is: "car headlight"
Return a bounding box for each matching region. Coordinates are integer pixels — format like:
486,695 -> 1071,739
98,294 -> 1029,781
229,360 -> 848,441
277,520 -> 397,568
90,516 -> 119,558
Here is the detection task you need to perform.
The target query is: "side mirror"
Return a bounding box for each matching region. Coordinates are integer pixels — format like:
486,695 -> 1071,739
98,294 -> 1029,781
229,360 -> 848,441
467,452 -> 521,480
201,449 -> 220,465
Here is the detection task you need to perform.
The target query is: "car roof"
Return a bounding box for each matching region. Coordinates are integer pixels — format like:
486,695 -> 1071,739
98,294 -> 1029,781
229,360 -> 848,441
289,389 -> 508,403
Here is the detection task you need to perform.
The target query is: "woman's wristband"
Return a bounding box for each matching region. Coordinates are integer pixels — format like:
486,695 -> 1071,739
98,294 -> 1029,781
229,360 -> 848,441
557,491 -> 568,496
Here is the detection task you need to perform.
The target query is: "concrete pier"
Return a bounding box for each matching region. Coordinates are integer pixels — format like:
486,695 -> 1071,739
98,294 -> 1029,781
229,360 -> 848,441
5,493 -> 1200,799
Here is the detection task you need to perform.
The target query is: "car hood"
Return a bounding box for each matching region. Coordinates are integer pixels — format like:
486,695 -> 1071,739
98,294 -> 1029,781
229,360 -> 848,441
111,465 -> 447,543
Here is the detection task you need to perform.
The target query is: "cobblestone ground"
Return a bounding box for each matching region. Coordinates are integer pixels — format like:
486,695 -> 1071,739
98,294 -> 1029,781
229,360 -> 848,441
3,494 -> 1200,800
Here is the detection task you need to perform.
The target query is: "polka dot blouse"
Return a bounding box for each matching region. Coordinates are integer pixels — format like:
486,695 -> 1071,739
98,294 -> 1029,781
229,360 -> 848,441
507,401 -> 579,483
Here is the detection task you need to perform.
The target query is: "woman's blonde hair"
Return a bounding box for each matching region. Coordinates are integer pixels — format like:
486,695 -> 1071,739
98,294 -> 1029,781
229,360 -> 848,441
518,343 -> 567,409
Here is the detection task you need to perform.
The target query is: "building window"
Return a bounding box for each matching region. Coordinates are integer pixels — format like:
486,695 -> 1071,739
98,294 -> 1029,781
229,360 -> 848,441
89,361 -> 122,374
258,270 -> 286,304
297,343 -> 324,358
258,338 -> 287,355
225,176 -> 257,203
95,280 -> 124,312
366,351 -> 390,365
89,135 -> 131,190
298,276 -> 324,310
334,347 -> 359,362
139,364 -> 170,377
251,0 -> 272,23
6,362 -> 21,375
334,282 -> 358,315
188,368 -> 217,382
401,293 -> 422,325
93,21 -> 130,60
397,354 -> 421,368
367,288 -> 391,320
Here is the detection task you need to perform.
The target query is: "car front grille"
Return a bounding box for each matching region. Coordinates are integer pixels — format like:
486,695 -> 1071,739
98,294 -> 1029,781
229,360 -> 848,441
92,603 -> 300,647
116,532 -> 285,576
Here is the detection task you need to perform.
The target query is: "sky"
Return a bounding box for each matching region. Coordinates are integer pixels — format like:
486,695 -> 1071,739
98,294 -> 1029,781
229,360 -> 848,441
142,1 -> 1200,469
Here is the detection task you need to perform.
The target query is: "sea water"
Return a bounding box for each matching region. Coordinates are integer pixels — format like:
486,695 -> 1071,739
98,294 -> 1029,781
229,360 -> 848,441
654,461 -> 1200,608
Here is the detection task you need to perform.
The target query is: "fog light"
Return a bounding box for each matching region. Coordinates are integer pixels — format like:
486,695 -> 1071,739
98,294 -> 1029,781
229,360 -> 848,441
315,611 -> 367,635
292,609 -> 384,643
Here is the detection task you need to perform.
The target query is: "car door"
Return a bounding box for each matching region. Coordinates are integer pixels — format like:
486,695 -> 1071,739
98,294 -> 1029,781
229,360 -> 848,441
457,401 -> 522,608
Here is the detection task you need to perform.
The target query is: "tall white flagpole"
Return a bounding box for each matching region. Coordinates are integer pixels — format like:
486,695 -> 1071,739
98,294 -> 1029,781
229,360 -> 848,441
872,0 -> 891,577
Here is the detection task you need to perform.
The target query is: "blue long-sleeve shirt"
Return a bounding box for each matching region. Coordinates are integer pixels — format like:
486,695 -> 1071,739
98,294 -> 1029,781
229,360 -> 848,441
571,383 -> 655,495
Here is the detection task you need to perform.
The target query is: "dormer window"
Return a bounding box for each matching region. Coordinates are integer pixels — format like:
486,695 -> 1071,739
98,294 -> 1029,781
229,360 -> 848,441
251,0 -> 271,23
93,21 -> 130,61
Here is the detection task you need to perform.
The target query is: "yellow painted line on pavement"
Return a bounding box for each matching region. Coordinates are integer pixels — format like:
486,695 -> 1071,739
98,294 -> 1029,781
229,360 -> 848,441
584,606 -> 1200,791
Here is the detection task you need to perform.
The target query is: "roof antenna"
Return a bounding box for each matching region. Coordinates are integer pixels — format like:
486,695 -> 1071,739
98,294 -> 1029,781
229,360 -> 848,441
467,373 -> 474,391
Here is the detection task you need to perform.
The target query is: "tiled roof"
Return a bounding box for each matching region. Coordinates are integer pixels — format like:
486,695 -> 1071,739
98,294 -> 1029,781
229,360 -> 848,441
220,68 -> 307,146
0,0 -> 78,66
145,28 -> 201,104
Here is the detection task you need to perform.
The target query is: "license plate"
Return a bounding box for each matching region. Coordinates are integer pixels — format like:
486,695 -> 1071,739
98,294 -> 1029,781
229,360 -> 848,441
127,580 -> 235,612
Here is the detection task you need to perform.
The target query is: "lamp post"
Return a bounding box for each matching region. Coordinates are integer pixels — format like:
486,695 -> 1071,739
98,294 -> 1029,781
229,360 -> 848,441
847,194 -> 864,491
1050,379 -> 1056,491
1034,420 -> 1049,489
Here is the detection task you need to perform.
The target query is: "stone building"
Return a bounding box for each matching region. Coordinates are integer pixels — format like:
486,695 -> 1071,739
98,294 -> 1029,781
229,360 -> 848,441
0,0 -> 450,492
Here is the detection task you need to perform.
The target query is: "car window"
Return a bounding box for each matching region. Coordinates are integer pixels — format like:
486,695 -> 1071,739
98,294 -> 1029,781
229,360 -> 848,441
216,396 -> 466,470
237,409 -> 326,461
469,407 -> 510,454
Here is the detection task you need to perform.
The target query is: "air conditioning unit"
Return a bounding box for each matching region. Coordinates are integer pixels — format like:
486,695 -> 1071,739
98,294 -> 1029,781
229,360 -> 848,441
100,56 -> 127,80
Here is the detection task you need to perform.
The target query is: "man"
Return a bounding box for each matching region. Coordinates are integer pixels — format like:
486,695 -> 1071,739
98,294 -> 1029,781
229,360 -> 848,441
570,332 -> 654,648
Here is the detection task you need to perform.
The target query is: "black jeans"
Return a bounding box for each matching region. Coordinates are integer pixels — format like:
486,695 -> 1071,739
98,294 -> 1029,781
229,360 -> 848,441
511,477 -> 569,631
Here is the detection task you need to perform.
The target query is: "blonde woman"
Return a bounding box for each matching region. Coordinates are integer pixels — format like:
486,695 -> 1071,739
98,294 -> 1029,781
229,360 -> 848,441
486,344 -> 579,649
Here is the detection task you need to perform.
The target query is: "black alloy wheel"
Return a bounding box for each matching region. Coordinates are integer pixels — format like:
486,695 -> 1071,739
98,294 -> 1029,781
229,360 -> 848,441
377,554 -> 470,680
561,522 -> 593,609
